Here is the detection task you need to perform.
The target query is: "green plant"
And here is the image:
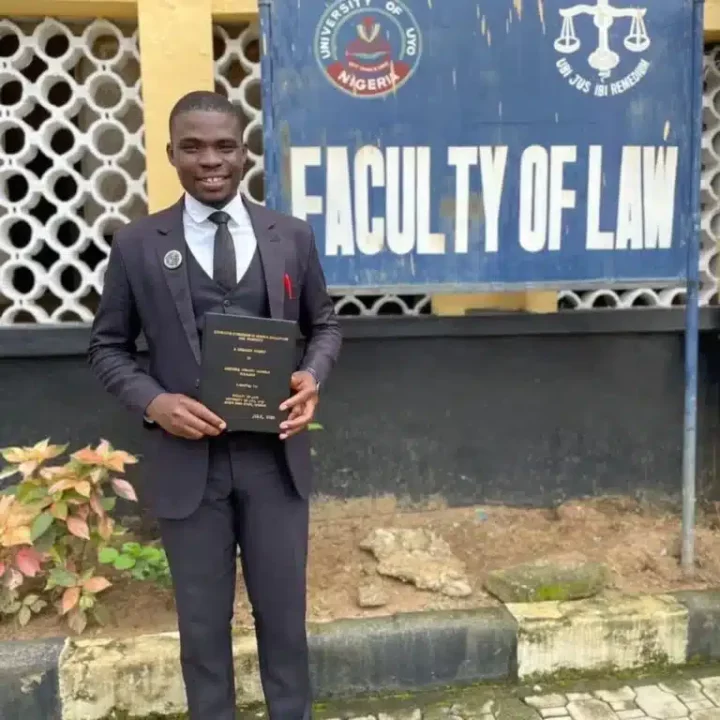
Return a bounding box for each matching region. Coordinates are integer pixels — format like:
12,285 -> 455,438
99,541 -> 171,587
0,438 -> 139,633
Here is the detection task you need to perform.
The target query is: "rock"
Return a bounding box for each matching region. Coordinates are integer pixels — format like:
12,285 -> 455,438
484,552 -> 608,603
359,528 -> 472,598
357,581 -> 388,608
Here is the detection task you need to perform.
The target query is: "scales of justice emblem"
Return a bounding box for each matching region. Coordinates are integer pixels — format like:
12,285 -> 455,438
553,0 -> 650,93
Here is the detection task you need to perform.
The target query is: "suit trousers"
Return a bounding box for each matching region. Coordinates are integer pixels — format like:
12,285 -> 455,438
157,433 -> 311,720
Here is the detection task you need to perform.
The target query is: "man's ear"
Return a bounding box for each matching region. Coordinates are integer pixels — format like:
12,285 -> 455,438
166,142 -> 174,167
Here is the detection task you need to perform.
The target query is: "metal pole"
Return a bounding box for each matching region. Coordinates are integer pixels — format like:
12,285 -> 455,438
681,0 -> 705,574
258,0 -> 278,211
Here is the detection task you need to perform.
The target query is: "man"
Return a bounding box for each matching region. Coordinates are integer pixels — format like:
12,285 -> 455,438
88,90 -> 341,720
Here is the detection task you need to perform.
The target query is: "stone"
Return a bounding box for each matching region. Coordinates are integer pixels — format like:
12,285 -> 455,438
357,581 -> 388,608
634,686 -> 688,719
595,689 -> 636,704
617,711 -> 646,719
567,695 -> 593,702
542,709 -> 569,717
484,552 -> 608,603
567,699 -> 618,720
525,695 -> 567,709
359,528 -> 472,598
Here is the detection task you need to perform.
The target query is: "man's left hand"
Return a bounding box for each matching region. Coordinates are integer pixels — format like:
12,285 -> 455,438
279,371 -> 318,440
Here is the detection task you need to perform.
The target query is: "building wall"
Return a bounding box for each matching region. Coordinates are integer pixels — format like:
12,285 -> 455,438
3,311 -> 720,520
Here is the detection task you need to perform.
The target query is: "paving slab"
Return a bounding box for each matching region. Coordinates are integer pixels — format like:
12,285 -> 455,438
700,678 -> 720,706
567,699 -> 619,720
634,685 -> 688,719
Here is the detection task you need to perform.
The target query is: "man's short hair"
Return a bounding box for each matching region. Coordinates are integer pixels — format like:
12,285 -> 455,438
168,90 -> 245,137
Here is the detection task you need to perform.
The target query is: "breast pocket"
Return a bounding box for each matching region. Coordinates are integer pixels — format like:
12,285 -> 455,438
283,265 -> 302,320
283,295 -> 300,321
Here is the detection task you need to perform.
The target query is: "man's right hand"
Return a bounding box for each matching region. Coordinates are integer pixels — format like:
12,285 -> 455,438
145,393 -> 226,439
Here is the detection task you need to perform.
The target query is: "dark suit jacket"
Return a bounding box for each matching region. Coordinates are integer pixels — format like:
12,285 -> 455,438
87,196 -> 342,520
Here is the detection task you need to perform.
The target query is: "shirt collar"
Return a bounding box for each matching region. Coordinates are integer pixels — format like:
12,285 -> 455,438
183,192 -> 248,227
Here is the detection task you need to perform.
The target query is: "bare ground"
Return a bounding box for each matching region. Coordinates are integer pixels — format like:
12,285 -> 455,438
3,494 -> 720,642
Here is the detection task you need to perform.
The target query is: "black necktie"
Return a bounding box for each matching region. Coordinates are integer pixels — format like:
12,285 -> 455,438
209,211 -> 236,290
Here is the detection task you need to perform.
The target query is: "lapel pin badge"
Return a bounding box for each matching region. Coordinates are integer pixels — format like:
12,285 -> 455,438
163,250 -> 183,270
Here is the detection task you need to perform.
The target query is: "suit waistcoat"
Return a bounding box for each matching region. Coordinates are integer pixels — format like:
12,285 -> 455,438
186,242 -> 270,343
185,241 -> 285,471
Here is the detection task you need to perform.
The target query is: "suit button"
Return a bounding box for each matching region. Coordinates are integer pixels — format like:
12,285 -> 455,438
223,300 -> 230,307
195,379 -> 200,388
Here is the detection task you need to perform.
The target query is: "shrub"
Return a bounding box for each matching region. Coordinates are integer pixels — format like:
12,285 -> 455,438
0,439 -> 138,633
99,541 -> 171,587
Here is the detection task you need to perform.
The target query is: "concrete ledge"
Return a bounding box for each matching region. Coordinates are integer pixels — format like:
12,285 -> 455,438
308,608 -> 518,697
673,589 -> 720,663
506,593 -> 689,680
0,637 -> 65,720
58,631 -> 262,719
57,608 -> 518,718
4,591 -> 720,719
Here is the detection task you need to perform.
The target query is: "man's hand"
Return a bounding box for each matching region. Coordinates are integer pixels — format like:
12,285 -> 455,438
279,371 -> 318,440
146,393 -> 226,440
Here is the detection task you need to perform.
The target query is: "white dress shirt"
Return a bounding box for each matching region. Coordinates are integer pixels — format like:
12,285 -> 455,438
182,192 -> 257,282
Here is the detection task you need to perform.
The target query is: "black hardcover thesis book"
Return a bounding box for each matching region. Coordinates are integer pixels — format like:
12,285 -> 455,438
199,312 -> 298,433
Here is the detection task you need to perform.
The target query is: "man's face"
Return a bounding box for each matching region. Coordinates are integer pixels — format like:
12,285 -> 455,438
167,109 -> 247,206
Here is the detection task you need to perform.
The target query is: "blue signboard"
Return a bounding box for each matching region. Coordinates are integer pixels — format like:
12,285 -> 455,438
259,0 -> 702,292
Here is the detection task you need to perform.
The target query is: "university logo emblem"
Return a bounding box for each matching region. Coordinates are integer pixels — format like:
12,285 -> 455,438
553,0 -> 651,98
163,250 -> 183,270
314,0 -> 421,98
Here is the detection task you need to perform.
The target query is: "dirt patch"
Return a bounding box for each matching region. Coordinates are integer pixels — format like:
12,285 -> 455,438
2,495 -> 720,642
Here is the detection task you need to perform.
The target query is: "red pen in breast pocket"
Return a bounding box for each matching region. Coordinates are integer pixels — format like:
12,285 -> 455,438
283,273 -> 293,299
